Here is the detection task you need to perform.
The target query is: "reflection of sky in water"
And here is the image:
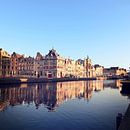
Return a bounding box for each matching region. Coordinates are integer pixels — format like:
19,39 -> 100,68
0,80 -> 129,130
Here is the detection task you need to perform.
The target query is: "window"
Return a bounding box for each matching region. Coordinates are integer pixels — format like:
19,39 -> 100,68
41,71 -> 42,76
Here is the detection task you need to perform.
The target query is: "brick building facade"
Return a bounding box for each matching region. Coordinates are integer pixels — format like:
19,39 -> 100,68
0,48 -> 10,77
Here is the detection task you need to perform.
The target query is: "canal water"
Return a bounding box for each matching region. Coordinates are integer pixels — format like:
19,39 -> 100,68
0,80 -> 129,130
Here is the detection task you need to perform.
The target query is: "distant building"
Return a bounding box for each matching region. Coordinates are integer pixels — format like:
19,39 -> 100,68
34,52 -> 44,77
94,64 -> 104,77
0,48 -> 10,77
75,59 -> 84,77
18,56 -> 35,76
42,49 -> 60,78
103,67 -> 127,77
84,57 -> 96,78
10,52 -> 24,76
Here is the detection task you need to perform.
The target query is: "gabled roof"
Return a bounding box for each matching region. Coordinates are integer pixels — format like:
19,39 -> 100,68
11,52 -> 24,58
35,52 -> 43,60
76,59 -> 84,65
45,49 -> 60,58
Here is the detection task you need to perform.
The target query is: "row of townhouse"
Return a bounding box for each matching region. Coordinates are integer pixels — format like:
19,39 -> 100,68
10,49 -> 94,78
1,48 -> 99,78
2,48 -> 127,78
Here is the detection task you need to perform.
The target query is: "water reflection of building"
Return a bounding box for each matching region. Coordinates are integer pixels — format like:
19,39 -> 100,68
0,100 -> 10,111
0,81 -> 104,111
92,80 -> 104,91
103,80 -> 122,89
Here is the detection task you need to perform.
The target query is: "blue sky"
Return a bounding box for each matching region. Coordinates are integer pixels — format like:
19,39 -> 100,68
0,0 -> 130,69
